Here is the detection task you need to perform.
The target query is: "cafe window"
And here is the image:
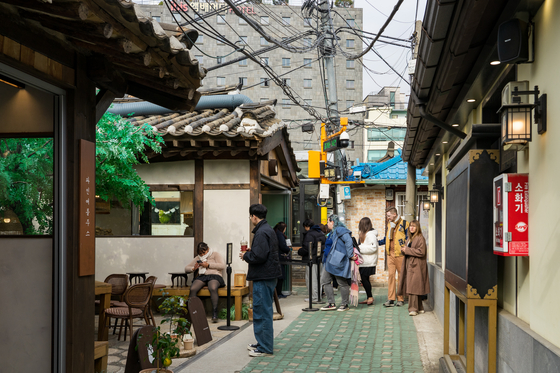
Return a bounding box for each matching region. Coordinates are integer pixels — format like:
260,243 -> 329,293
0,137 -> 53,235
141,191 -> 194,236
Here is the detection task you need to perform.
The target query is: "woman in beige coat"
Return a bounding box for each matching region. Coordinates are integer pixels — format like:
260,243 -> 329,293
398,220 -> 430,316
185,242 -> 226,322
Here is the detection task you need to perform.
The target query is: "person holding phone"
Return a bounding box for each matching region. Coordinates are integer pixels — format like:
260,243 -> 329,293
185,242 -> 226,323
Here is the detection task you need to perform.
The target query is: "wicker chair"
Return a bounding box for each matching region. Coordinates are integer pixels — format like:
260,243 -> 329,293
95,274 -> 128,306
144,276 -> 161,326
105,282 -> 154,341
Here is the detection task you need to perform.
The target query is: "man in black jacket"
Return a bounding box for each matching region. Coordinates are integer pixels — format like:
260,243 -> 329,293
240,204 -> 281,357
298,219 -> 326,302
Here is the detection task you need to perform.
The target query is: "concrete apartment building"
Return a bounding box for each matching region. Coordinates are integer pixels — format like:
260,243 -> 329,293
362,87 -> 407,162
137,0 -> 364,164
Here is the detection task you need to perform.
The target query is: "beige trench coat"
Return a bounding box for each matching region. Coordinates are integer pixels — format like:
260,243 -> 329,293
397,234 -> 430,296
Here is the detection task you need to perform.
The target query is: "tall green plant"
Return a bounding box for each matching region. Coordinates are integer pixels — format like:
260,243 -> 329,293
0,112 -> 163,234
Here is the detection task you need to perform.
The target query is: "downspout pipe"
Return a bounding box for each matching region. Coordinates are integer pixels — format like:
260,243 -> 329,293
107,94 -> 253,117
418,105 -> 467,139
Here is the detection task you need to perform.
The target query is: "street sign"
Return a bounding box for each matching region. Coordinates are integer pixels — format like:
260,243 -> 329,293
323,137 -> 341,152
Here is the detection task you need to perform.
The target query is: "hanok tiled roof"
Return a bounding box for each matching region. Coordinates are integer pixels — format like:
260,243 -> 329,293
2,0 -> 205,111
126,100 -> 300,185
349,150 -> 428,185
129,102 -> 284,139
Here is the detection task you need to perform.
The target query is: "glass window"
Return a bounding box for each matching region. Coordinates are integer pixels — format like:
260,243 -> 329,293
282,78 -> 291,87
217,76 -> 226,86
261,57 -> 269,65
0,137 -> 53,235
260,78 -> 269,87
346,39 -> 355,48
346,19 -> 355,27
217,15 -> 226,24
261,16 -> 269,25
138,191 -> 194,236
325,79 -> 328,87
152,16 -> 161,22
196,34 -> 203,44
304,99 -> 312,106
282,58 -> 291,67
367,127 -> 407,141
346,80 -> 355,89
304,79 -> 312,88
195,55 -> 203,65
240,36 -> 248,45
239,77 -> 247,86
239,17 -> 247,25
304,38 -> 312,47
391,114 -> 398,119
346,59 -> 355,68
304,17 -> 312,26
390,91 -> 396,108
346,100 -> 354,108
260,37 -> 269,46
282,17 -> 291,25
239,59 -> 248,66
217,56 -> 224,64
367,149 -> 386,162
282,98 -> 290,108
304,58 -> 312,67
260,97 -> 269,103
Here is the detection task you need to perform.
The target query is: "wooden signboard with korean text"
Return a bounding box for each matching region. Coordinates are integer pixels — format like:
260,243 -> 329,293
79,139 -> 95,276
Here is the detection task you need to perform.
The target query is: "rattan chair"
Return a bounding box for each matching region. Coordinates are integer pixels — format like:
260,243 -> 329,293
95,274 -> 128,306
105,282 -> 154,341
144,276 -> 161,326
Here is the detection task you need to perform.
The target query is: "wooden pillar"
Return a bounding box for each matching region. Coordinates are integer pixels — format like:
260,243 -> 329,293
444,284 -> 450,355
194,159 -> 204,251
466,301 -> 476,373
458,299 -> 465,356
66,54 -> 97,373
250,160 -> 260,205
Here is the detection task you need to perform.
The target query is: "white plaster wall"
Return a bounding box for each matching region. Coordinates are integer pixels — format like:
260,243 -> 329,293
135,160 -> 195,185
516,0 -> 560,348
0,238 -> 52,371
204,159 -> 250,184
203,189 -> 251,276
95,237 -> 194,285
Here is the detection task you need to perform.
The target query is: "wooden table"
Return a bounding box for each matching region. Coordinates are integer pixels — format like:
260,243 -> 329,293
95,280 -> 112,341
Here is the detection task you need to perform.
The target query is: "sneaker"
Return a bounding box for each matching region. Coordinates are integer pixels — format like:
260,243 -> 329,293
247,343 -> 259,351
409,311 -> 418,316
249,348 -> 272,357
320,303 -> 337,311
396,301 -> 404,307
337,304 -> 349,312
383,300 -> 395,307
418,310 -> 425,314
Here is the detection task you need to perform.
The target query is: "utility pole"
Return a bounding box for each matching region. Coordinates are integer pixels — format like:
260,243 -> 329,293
319,0 -> 344,216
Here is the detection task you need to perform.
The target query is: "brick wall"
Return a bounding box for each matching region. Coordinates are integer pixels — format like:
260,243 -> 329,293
345,188 -> 389,285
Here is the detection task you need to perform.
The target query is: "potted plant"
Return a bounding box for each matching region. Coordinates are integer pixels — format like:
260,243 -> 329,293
139,326 -> 181,373
173,317 -> 193,350
158,293 -> 192,349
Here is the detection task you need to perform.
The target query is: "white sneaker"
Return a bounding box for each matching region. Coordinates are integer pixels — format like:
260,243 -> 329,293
409,311 -> 418,316
418,310 -> 425,314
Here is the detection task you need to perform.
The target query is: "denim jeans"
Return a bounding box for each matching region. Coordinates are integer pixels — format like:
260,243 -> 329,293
252,279 -> 277,354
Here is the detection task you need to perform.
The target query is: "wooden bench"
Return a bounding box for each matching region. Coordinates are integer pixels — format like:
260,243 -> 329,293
154,286 -> 250,321
94,341 -> 108,373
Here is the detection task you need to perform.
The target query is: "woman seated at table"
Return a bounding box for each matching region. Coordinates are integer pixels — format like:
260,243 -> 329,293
185,242 -> 226,323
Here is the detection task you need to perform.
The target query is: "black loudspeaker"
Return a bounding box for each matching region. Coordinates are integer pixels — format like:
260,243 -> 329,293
497,19 -> 529,64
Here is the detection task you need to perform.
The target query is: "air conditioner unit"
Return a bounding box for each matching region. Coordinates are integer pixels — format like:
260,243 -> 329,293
502,81 -> 529,105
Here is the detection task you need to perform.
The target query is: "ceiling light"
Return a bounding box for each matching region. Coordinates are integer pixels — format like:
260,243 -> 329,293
436,153 -> 440,156
490,61 -> 501,66
452,124 -> 459,127
430,163 -> 434,165
467,99 -> 476,103
442,141 -> 448,144
0,74 -> 25,89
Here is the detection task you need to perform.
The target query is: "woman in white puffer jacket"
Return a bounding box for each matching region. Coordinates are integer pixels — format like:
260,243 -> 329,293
358,217 -> 378,306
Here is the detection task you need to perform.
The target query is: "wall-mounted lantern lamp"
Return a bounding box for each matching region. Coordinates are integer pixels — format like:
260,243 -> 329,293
499,84 -> 547,151
422,200 -> 431,211
429,184 -> 444,204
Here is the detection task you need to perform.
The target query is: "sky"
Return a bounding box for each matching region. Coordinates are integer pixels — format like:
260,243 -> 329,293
352,0 -> 427,99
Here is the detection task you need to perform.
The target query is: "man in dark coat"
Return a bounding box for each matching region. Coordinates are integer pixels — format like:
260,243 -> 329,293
240,203 -> 281,357
299,219 -> 326,302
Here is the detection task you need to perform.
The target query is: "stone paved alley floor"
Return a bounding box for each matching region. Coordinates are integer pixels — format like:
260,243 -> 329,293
99,286 -> 443,372
239,289 -> 426,373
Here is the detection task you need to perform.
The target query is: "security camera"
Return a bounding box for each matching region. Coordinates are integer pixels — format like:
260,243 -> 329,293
339,131 -> 350,148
